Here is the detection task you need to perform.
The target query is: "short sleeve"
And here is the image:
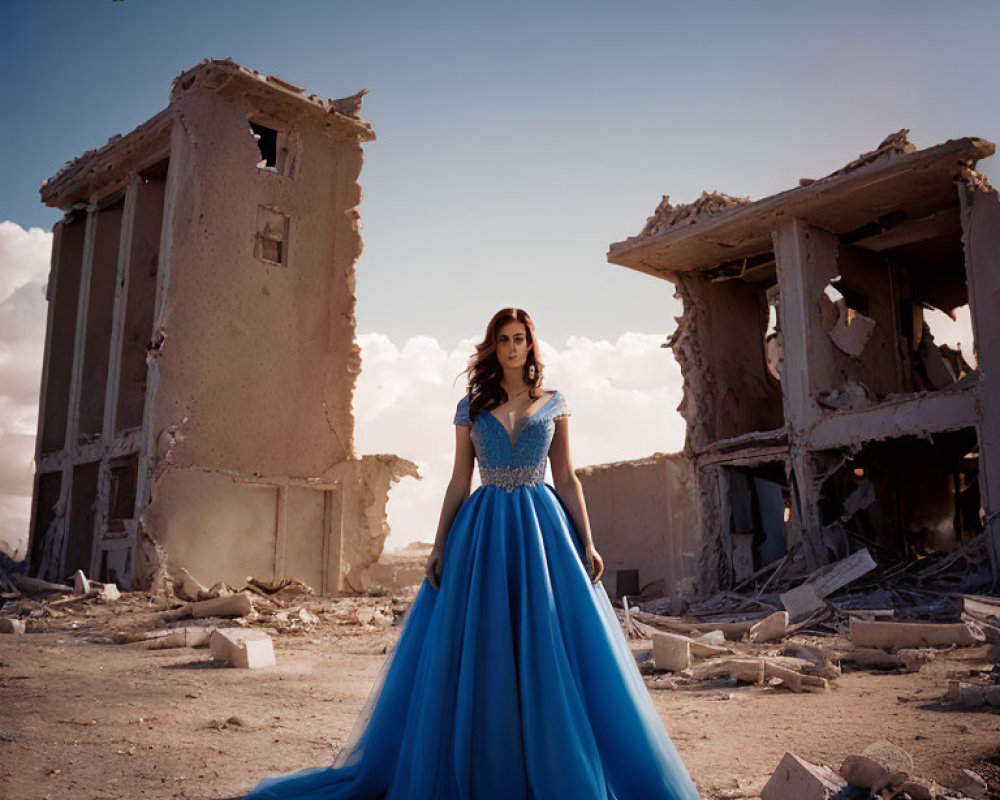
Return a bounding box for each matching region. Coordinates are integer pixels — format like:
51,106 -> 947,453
454,394 -> 471,426
552,390 -> 570,420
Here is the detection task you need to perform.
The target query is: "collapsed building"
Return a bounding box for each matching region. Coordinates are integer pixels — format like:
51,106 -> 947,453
594,131 -> 999,601
27,59 -> 417,593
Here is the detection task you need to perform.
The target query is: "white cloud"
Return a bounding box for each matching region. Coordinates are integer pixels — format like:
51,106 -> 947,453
0,221 -> 52,561
353,331 -> 686,552
0,219 -> 688,564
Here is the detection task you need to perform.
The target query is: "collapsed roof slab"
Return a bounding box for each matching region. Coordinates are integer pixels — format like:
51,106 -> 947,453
608,137 -> 994,279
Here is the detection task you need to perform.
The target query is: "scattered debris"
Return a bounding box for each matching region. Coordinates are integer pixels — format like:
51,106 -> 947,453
761,738 -> 984,800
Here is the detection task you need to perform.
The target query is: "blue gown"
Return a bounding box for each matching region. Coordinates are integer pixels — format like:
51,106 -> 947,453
243,390 -> 701,800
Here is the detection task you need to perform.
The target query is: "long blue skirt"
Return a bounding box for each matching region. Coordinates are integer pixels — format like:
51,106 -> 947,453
243,483 -> 701,799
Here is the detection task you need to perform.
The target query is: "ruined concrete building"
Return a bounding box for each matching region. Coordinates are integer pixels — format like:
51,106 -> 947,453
28,59 -> 416,593
602,131 -> 999,599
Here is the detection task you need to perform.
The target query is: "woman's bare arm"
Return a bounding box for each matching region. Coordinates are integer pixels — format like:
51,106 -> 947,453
549,417 -> 604,582
425,423 -> 476,588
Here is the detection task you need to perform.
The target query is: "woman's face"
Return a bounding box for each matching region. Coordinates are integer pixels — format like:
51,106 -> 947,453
496,319 -> 530,372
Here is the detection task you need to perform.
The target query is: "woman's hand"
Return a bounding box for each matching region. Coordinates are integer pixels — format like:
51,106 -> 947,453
585,543 -> 604,583
425,548 -> 444,590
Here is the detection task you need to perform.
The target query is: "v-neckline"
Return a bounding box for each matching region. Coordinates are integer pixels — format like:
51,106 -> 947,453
486,391 -> 558,448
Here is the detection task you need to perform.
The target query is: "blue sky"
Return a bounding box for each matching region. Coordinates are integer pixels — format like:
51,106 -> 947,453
4,1 -> 998,345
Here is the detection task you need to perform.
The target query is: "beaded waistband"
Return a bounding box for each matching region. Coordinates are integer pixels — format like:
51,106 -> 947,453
479,465 -> 546,492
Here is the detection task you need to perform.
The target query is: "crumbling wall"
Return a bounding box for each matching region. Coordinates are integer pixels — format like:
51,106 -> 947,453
671,276 -> 717,451
137,72 -> 412,592
333,454 -> 420,591
29,60 -> 414,593
958,177 -> 1000,576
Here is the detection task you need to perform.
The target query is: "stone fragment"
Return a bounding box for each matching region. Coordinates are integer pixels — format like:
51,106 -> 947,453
209,628 -> 275,669
839,755 -> 890,792
761,752 -> 845,800
898,780 -> 934,800
98,583 -> 121,602
728,658 -> 765,684
652,631 -> 692,672
985,686 -> 1000,707
845,648 -> 904,670
176,567 -> 213,601
147,626 -> 216,649
72,569 -> 90,595
693,629 -> 726,647
748,611 -> 789,643
953,768 -> 988,799
297,608 -> 319,626
961,684 -> 986,707
0,618 -> 26,634
897,648 -> 934,672
840,740 -> 912,793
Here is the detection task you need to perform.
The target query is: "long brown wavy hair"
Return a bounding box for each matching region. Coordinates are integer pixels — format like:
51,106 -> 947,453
460,308 -> 545,422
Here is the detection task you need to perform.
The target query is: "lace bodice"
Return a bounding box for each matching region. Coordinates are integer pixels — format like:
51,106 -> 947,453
454,390 -> 570,490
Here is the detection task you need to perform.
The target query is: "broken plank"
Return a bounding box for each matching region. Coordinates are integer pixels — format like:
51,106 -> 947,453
780,548 -> 876,621
633,610 -> 766,640
850,619 -> 985,650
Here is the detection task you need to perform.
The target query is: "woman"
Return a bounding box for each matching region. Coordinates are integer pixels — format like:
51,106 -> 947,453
243,308 -> 701,800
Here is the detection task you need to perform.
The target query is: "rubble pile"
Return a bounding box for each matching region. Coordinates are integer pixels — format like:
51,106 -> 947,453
759,739 -> 990,800
621,534 -> 997,688
0,561 -> 413,669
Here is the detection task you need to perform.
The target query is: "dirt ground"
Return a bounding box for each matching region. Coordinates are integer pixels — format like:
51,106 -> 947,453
1,594 -> 999,800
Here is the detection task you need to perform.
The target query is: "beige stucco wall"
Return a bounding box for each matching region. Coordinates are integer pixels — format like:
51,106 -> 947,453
577,452 -> 699,602
134,67 -> 416,591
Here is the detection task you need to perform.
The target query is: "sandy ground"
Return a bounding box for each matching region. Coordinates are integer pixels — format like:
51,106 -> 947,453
1,597 -> 999,800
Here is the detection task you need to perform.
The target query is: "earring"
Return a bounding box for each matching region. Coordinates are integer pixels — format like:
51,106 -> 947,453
527,363 -> 536,381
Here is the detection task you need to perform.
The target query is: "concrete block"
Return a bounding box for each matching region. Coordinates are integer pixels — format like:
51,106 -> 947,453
845,648 -> 903,670
961,684 -> 986,707
761,752 -> 845,800
0,618 -> 26,634
850,619 -> 985,650
98,583 -> 121,601
840,740 -> 912,792
840,755 -> 890,792
899,780 -> 934,800
651,631 -> 691,672
897,648 -> 934,672
749,611 -> 789,643
210,628 -> 275,669
953,769 -> 988,799
72,569 -> 90,594
728,658 -> 765,684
